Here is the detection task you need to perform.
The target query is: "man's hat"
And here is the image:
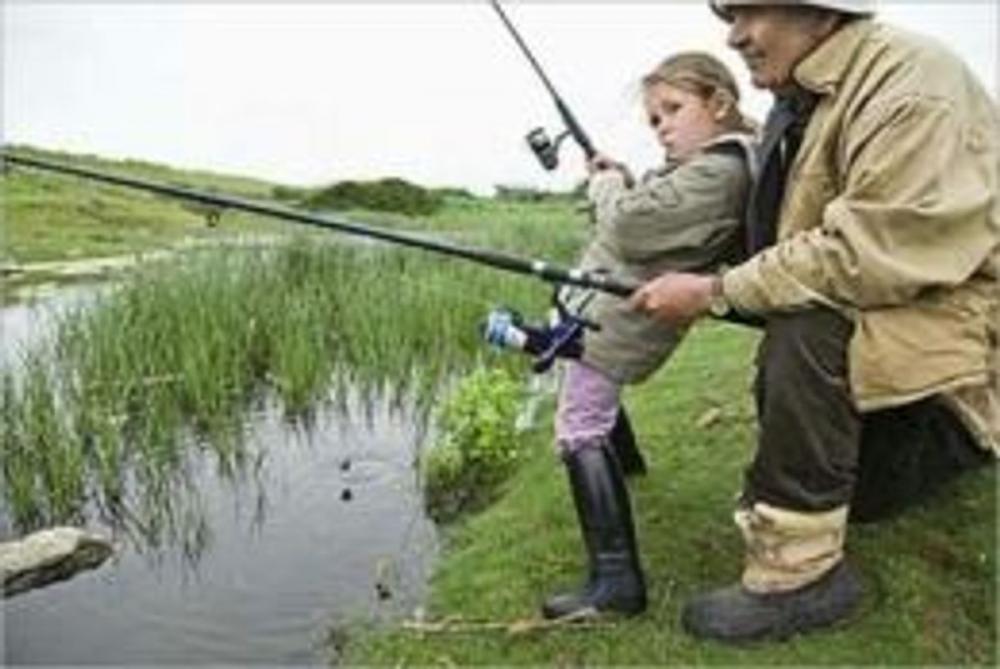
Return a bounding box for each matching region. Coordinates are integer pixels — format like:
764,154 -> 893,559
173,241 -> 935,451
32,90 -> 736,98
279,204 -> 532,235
709,0 -> 876,22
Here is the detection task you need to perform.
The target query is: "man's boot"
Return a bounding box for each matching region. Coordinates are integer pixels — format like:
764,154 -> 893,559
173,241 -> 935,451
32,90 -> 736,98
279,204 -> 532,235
610,408 -> 646,477
542,442 -> 646,619
682,561 -> 863,642
682,501 -> 862,642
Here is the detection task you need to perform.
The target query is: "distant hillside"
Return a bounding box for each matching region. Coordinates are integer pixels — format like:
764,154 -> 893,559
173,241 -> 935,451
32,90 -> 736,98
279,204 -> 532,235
1,145 -> 479,265
4,144 -> 287,199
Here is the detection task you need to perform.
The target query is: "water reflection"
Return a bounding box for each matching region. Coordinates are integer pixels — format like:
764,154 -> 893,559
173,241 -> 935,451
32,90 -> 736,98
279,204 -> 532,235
2,287 -> 440,665
0,283 -> 97,370
5,390 -> 438,665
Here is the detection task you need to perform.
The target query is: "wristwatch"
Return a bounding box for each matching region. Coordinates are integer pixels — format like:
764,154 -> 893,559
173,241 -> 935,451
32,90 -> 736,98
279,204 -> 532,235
708,274 -> 732,318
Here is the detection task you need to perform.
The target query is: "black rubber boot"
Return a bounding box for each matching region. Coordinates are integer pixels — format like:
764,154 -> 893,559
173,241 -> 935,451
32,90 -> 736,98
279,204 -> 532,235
681,561 -> 863,643
542,442 -> 647,619
610,408 -> 646,477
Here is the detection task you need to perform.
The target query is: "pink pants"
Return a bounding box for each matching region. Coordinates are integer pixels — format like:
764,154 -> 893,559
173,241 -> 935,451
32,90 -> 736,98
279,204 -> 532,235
555,360 -> 621,455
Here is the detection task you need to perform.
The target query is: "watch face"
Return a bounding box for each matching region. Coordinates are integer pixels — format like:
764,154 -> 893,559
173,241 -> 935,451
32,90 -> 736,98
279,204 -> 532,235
709,293 -> 730,318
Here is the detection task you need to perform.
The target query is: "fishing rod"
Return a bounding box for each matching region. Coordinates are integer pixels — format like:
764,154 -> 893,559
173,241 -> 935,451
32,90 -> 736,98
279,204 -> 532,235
1,151 -> 636,298
489,0 -> 596,170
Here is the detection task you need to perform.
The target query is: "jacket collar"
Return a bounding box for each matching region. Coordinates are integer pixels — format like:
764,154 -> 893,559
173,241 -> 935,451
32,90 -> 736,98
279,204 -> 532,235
793,18 -> 877,96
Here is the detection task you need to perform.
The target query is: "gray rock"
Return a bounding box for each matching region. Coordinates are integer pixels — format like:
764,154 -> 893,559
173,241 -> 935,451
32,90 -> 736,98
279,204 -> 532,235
1,527 -> 113,598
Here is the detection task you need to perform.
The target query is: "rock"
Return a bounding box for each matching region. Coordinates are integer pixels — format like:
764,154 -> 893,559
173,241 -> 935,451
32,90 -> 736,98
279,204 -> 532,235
1,527 -> 113,598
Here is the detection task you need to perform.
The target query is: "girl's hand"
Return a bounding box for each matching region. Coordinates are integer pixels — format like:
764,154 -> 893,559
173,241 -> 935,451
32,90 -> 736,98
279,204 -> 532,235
587,153 -> 634,187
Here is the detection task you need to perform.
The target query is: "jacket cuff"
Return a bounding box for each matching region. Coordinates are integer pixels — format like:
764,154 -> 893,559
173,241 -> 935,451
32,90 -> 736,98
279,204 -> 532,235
587,170 -> 627,203
721,259 -> 769,314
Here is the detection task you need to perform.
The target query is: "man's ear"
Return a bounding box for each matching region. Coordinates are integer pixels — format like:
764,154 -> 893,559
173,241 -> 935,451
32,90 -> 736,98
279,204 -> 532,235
809,8 -> 847,40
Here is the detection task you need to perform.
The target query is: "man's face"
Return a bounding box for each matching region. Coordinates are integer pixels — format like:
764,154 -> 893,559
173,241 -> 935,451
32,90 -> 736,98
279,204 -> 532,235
724,6 -> 839,92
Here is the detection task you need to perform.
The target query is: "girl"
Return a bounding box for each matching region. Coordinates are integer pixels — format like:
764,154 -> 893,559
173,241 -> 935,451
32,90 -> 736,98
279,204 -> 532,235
543,51 -> 756,619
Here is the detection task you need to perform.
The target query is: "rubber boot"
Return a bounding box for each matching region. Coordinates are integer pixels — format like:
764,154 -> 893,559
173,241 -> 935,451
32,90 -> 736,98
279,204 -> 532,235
610,408 -> 646,477
542,442 -> 647,619
681,561 -> 863,643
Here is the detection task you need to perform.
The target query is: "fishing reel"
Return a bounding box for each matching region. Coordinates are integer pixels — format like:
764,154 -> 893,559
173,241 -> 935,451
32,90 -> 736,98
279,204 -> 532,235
482,288 -> 598,373
526,127 -> 572,171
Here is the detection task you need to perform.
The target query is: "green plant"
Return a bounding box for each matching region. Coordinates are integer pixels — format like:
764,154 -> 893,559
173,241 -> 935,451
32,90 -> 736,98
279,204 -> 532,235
422,366 -> 526,522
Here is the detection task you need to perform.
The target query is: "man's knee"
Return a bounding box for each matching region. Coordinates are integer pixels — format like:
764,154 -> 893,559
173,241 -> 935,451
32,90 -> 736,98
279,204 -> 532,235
759,309 -> 853,386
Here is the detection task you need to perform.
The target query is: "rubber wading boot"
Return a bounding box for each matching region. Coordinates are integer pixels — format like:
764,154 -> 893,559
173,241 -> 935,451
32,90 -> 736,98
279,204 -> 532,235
681,561 -> 863,643
610,408 -> 646,477
542,442 -> 647,619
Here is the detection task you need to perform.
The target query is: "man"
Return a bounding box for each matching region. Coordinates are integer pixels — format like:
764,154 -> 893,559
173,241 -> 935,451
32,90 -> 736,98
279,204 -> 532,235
629,0 -> 999,643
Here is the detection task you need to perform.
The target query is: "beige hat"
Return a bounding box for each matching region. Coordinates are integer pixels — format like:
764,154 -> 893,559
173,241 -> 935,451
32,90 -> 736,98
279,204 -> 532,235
709,0 -> 876,21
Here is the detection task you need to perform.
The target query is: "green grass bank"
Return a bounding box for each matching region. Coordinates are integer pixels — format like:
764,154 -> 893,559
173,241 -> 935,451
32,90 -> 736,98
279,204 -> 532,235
342,321 -> 997,665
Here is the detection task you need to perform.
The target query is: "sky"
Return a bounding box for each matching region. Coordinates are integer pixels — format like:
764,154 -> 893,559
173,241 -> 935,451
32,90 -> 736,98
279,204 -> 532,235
3,1 -> 998,195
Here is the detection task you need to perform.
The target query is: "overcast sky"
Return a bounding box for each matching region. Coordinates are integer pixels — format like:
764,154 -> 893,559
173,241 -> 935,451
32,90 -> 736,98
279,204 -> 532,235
4,2 -> 998,195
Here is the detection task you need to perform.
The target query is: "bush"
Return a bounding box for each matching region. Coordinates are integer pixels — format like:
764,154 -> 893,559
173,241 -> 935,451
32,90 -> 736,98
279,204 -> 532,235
271,184 -> 309,203
422,366 -> 526,522
433,186 -> 477,200
305,177 -> 443,216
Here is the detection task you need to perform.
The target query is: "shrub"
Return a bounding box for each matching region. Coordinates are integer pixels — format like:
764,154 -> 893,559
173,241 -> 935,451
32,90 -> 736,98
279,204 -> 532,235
433,186 -> 477,200
271,184 -> 309,203
305,177 -> 443,216
422,366 -> 526,522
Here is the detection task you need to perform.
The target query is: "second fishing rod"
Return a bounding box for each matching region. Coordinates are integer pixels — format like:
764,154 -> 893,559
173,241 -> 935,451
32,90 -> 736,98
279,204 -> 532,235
489,0 -> 596,172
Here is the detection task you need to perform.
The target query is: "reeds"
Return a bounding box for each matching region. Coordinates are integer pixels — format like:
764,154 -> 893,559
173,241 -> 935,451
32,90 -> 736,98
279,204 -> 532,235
1,222 -> 572,543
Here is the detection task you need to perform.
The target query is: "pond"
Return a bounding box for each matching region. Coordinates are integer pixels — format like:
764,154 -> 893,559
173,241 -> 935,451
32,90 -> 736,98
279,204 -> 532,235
1,288 -> 439,665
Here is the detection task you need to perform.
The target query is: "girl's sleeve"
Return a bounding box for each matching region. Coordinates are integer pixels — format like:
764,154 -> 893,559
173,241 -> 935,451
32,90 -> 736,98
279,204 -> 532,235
587,151 -> 748,267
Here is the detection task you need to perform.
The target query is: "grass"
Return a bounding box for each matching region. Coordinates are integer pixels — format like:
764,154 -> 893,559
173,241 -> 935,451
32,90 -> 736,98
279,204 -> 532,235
341,321 -> 998,666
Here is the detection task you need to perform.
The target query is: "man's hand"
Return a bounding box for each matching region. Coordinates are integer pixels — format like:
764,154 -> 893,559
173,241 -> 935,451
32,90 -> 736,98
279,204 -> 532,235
628,272 -> 719,326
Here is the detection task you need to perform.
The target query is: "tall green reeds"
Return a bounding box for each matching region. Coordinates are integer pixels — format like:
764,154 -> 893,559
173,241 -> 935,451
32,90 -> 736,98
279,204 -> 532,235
1,223 -> 573,544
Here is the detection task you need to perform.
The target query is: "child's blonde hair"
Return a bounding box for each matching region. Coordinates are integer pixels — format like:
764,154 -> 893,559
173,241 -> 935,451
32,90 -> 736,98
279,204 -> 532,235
642,51 -> 756,134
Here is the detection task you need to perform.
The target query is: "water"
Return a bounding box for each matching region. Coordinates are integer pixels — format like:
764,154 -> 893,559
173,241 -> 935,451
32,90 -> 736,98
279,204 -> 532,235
1,289 -> 439,665
0,284 -> 88,370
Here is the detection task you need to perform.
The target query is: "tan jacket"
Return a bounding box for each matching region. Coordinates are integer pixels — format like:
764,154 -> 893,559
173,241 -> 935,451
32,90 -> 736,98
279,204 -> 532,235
578,136 -> 752,383
721,19 -> 1000,453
